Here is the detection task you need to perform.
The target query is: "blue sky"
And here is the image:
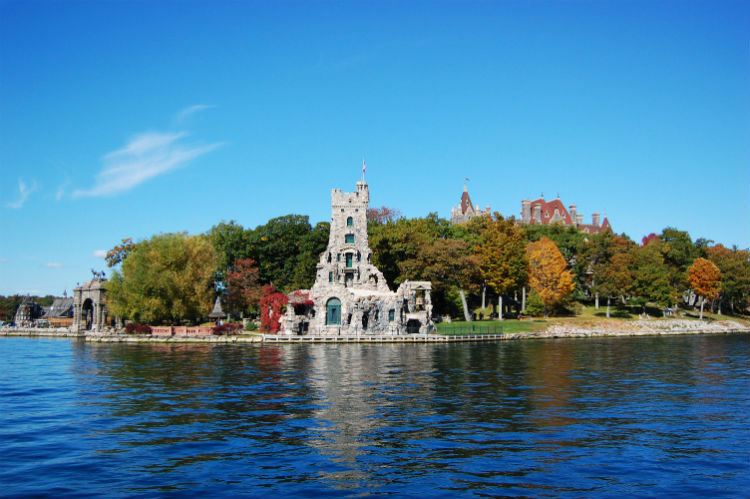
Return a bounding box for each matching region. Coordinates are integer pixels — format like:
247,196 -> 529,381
1,0 -> 748,296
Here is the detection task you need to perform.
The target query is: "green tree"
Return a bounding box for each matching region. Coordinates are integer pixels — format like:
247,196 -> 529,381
291,222 -> 330,290
206,220 -> 254,285
631,239 -> 672,312
582,231 -> 636,316
0,295 -> 23,322
523,224 -> 586,265
399,238 -> 481,321
107,233 -> 216,324
706,245 -> 750,315
660,227 -> 697,306
253,214 -> 313,292
477,213 -> 528,318
369,213 -> 453,287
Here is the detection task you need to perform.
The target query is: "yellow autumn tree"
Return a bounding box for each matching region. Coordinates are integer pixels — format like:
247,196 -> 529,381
527,237 -> 575,315
688,257 -> 721,319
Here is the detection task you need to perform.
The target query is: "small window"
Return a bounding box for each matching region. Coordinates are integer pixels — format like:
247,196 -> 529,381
346,253 -> 353,268
388,309 -> 395,322
328,272 -> 333,282
337,254 -> 341,262
346,216 -> 353,226
345,234 -> 354,244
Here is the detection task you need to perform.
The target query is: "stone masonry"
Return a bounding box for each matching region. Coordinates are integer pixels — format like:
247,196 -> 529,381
280,179 -> 433,336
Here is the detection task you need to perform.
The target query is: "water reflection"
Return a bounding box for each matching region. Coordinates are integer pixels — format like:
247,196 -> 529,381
34,335 -> 746,498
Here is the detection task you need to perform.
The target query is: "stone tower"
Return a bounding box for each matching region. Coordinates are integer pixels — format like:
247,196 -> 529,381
281,178 -> 433,336
311,180 -> 389,294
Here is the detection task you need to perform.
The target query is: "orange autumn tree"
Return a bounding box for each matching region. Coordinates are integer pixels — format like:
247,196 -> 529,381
527,237 -> 575,316
688,257 -> 721,319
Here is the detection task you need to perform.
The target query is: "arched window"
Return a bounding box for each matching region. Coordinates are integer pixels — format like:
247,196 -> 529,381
326,298 -> 341,325
346,216 -> 353,227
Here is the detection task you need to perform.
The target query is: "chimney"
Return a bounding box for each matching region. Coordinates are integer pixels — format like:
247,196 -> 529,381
592,213 -> 600,227
521,199 -> 531,223
576,214 -> 583,225
533,204 -> 542,224
569,204 -> 577,226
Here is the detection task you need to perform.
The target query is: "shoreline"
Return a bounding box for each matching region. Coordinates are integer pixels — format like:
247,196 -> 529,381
2,325 -> 748,343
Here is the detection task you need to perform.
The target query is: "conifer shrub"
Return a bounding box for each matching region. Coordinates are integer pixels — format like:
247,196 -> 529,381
525,290 -> 545,317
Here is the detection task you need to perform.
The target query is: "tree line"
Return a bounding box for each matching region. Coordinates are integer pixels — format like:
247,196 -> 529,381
95,208 -> 750,325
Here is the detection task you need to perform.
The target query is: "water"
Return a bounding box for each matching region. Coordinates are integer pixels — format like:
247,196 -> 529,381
0,335 -> 748,498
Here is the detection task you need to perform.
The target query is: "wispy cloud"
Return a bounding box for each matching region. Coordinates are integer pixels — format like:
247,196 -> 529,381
72,132 -> 222,198
93,250 -> 107,258
0,258 -> 8,263
6,179 -> 38,209
175,104 -> 213,122
56,180 -> 71,201
44,262 -> 64,268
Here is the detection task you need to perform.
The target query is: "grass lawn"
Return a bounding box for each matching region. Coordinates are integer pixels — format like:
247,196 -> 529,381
438,304 -> 749,336
436,319 -> 549,335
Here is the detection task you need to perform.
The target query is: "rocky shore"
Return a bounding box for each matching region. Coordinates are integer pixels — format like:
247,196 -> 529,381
2,319 -> 748,343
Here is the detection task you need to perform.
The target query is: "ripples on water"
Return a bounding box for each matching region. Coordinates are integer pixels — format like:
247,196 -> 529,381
0,335 -> 748,498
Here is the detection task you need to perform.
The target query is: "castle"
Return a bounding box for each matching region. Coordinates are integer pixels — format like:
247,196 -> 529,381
450,185 -> 490,224
520,196 -> 610,234
280,179 -> 433,336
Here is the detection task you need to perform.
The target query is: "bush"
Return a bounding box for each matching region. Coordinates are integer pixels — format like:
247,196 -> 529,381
124,323 -> 152,334
525,290 -> 545,317
245,321 -> 258,331
211,323 -> 243,335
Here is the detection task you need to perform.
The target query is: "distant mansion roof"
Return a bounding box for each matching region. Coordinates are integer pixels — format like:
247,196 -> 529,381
450,185 -> 490,224
520,196 -> 610,234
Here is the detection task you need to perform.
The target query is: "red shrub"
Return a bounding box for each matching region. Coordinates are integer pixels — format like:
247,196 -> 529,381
259,285 -> 288,334
210,323 -> 243,335
124,323 -> 152,334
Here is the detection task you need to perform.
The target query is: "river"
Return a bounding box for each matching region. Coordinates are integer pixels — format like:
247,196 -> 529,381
0,334 -> 748,498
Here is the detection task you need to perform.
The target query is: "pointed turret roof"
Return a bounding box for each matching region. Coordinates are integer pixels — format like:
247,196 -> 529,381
459,185 -> 474,215
209,296 -> 226,318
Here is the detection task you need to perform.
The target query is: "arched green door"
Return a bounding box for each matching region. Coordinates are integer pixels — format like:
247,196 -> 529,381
326,297 -> 341,325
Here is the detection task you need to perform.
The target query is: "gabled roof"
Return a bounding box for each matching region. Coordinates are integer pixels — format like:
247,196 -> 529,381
529,198 -> 572,225
578,218 -> 611,234
45,297 -> 74,318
